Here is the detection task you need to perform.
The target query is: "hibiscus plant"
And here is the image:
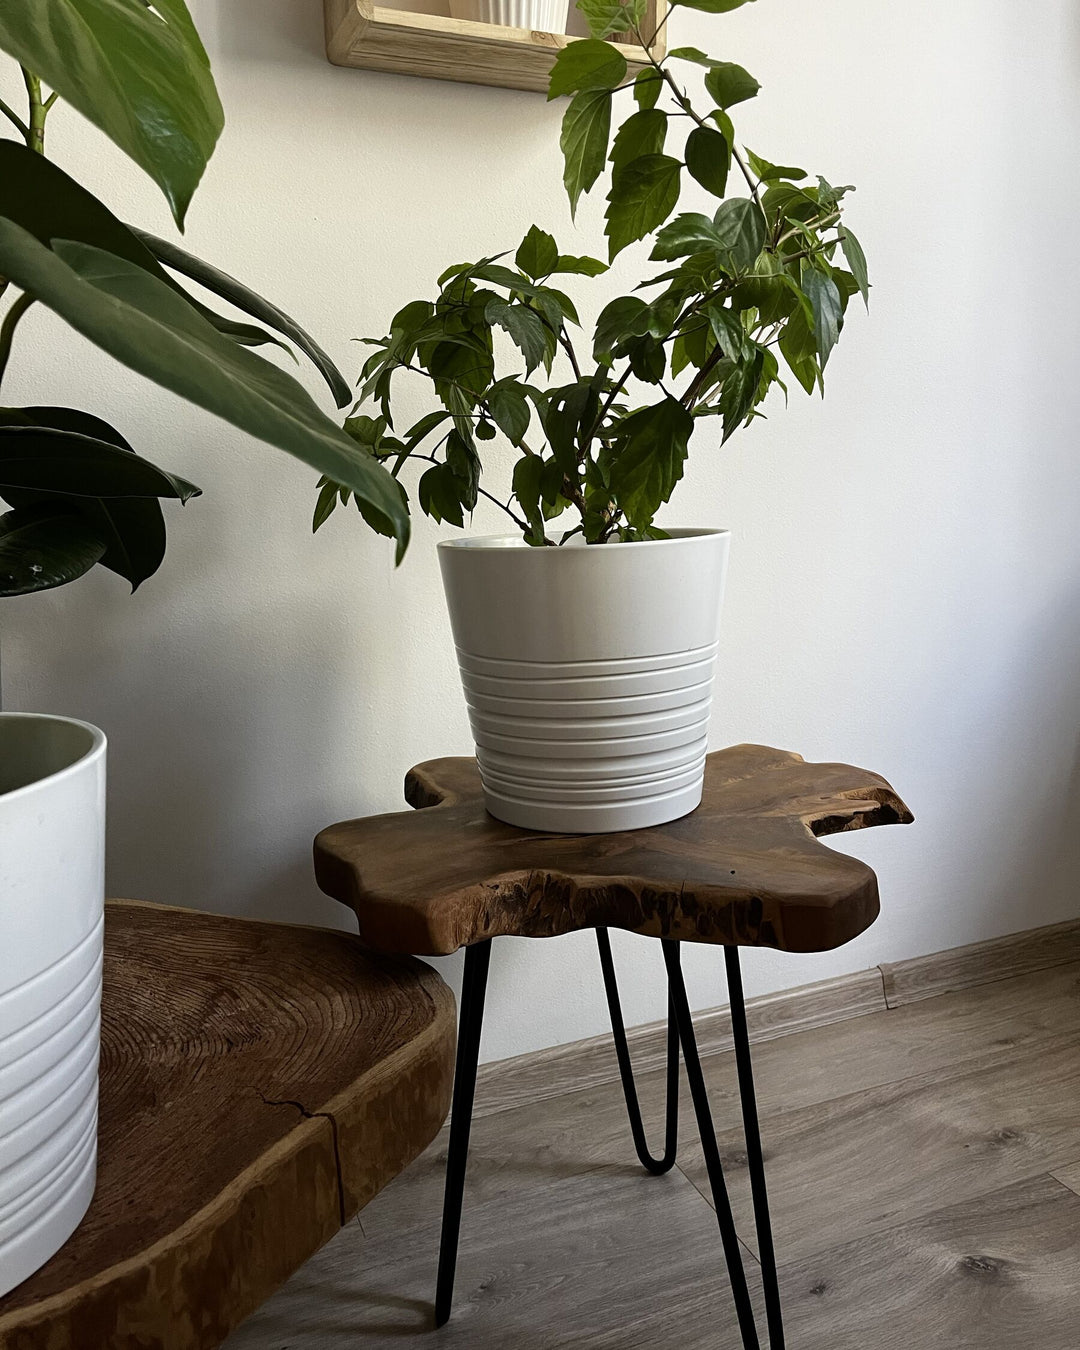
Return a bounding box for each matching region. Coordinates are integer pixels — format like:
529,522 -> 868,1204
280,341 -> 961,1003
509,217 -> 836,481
318,0 -> 867,548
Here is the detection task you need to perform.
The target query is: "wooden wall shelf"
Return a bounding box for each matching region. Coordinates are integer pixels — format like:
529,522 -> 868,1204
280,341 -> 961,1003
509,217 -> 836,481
323,0 -> 667,94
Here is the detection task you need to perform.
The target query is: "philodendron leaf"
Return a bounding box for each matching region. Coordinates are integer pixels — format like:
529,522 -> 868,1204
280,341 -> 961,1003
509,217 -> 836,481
137,231 -> 352,407
515,226 -> 560,280
704,62 -> 761,110
560,89 -> 612,218
839,227 -> 870,308
0,224 -> 410,556
0,503 -> 106,596
0,0 -> 223,228
605,154 -> 682,261
0,425 -> 198,499
608,396 -> 694,526
0,406 -> 191,589
548,38 -> 627,100
800,267 -> 843,368
685,126 -> 730,197
577,0 -> 647,39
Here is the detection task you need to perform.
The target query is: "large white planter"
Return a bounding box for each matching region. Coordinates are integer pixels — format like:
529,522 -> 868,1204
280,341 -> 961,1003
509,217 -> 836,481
448,0 -> 570,31
0,713 -> 106,1297
438,529 -> 729,833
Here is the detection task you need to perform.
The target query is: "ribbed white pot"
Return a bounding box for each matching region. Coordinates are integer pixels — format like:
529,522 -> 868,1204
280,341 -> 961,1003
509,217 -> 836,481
448,0 -> 569,31
438,529 -> 729,833
0,713 -> 105,1297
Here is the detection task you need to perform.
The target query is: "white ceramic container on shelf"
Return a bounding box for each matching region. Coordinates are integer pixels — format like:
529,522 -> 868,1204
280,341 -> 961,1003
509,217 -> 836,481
448,0 -> 570,31
0,713 -> 106,1297
438,529 -> 729,833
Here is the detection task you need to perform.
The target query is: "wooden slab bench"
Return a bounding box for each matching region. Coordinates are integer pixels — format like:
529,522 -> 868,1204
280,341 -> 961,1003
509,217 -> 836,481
0,900 -> 456,1350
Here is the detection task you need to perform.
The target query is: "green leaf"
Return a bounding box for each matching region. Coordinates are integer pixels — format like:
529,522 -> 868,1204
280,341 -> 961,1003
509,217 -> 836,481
488,383 -> 532,444
554,254 -> 609,276
446,429 -> 480,511
649,212 -> 721,262
607,397 -> 694,527
577,0 -> 647,38
560,89 -> 612,218
511,453 -> 547,542
0,503 -> 106,597
800,267 -> 843,368
713,198 -> 767,272
0,0 -> 223,228
418,462 -> 465,528
745,149 -> 806,182
548,38 -> 627,99
717,351 -> 763,440
685,126 -> 730,197
593,294 -> 651,361
634,68 -> 663,109
137,231 -> 351,408
609,108 -> 667,171
515,225 -> 560,280
778,306 -> 820,394
668,0 -> 756,13
605,154 -> 682,261
0,224 -> 410,556
486,298 -> 548,374
704,62 -> 760,109
0,406 -> 187,590
0,425 -> 198,500
312,478 -> 339,533
839,227 -> 869,309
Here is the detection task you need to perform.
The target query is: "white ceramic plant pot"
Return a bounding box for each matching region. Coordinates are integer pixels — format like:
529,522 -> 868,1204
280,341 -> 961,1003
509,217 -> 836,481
0,713 -> 106,1297
438,529 -> 729,833
448,0 -> 570,32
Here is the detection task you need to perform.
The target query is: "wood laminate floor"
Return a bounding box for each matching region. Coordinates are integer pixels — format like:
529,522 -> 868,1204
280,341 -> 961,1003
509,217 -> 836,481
225,960 -> 1080,1349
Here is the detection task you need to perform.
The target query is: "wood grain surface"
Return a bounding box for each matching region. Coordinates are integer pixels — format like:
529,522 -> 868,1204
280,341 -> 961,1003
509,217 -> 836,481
314,744 -> 912,956
0,901 -> 456,1350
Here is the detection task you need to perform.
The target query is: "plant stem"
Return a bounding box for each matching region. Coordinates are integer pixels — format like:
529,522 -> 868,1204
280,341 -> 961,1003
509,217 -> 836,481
22,67 -> 48,153
0,293 -> 36,387
0,94 -> 29,140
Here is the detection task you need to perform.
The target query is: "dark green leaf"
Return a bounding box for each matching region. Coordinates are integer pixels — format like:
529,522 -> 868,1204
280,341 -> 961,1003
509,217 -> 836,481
446,429 -> 480,510
0,0 -> 223,227
649,212 -> 720,261
487,383 -> 532,444
511,453 -> 547,542
800,267 -> 843,368
577,0 -> 647,38
607,397 -> 694,527
626,334 -> 666,383
418,462 -> 465,527
548,38 -> 627,99
0,424 -> 198,500
634,68 -> 663,109
560,89 -> 613,217
137,231 -> 351,407
839,227 -> 869,309
312,478 -> 339,532
404,409 -> 452,450
668,0 -> 756,13
713,198 -> 767,271
605,154 -> 682,260
593,294 -> 651,361
486,298 -> 548,374
609,108 -> 667,171
516,225 -> 560,279
0,225 -> 410,555
0,503 -> 106,596
745,148 -> 806,182
476,418 -> 496,441
778,306 -> 820,394
685,126 -> 730,197
717,351 -> 763,440
704,62 -> 760,109
554,253 -> 609,276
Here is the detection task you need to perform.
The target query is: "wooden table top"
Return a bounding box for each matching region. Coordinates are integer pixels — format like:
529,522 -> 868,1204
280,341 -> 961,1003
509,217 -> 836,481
314,744 -> 913,957
0,900 -> 455,1350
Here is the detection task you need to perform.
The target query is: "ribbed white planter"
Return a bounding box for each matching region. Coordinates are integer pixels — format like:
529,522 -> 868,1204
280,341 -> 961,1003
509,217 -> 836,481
0,713 -> 105,1297
439,529 -> 729,833
448,0 -> 569,31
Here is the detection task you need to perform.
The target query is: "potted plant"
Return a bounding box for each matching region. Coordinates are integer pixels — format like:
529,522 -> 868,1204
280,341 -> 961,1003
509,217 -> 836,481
316,0 -> 868,832
0,0 -> 405,1296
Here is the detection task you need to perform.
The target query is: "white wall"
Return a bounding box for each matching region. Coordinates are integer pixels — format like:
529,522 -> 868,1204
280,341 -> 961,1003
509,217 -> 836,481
4,0 -> 1079,1063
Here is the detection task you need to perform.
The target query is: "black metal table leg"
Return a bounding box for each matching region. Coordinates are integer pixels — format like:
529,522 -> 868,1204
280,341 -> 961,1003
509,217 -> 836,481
596,927 -> 679,1174
725,946 -> 785,1349
662,940 -> 761,1350
434,939 -> 492,1328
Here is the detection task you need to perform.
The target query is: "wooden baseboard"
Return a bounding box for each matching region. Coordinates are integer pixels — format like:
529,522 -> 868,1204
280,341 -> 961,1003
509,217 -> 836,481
473,918 -> 1080,1118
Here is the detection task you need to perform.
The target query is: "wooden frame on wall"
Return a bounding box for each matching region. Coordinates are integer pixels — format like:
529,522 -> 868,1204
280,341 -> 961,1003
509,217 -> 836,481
323,0 -> 668,94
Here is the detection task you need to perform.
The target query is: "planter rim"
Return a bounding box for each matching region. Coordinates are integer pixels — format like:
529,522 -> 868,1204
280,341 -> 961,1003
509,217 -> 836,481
438,526 -> 730,554
0,711 -> 106,806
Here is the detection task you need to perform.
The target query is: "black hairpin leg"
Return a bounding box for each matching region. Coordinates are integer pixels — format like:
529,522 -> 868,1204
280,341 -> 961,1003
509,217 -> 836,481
434,939 -> 492,1328
726,946 -> 785,1349
662,939 -> 761,1350
596,927 -> 679,1174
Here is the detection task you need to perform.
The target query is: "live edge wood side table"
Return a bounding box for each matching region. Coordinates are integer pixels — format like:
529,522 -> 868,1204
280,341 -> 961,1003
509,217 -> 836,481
314,743 -> 913,1350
